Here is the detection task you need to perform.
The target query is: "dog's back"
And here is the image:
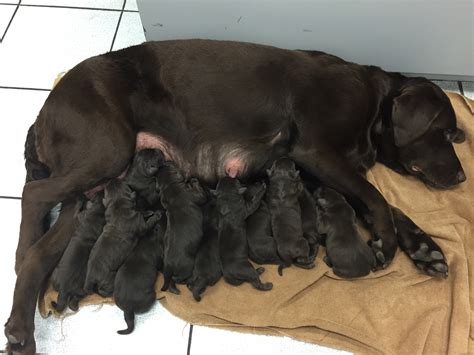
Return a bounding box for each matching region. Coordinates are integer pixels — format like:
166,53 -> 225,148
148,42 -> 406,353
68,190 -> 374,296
114,222 -> 163,334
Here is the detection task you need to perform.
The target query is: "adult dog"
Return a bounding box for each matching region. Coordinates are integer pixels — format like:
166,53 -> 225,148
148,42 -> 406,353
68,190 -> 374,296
6,39 -> 466,354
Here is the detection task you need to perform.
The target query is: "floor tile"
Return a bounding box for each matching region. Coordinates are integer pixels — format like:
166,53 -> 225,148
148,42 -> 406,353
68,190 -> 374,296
191,326 -> 350,355
112,11 -> 145,50
0,4 -> 16,37
0,6 -> 120,88
462,82 -> 474,100
0,88 -> 50,197
21,0 -> 123,9
0,0 -> 18,4
431,80 -> 460,93
124,0 -> 137,11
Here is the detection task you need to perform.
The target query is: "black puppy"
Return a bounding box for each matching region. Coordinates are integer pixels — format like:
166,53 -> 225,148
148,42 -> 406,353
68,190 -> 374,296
214,177 -> 272,291
314,186 -> 375,278
299,186 -> 321,259
245,182 -> 281,265
157,162 -> 207,294
114,216 -> 165,334
187,198 -> 222,301
84,180 -> 159,296
51,193 -> 105,312
266,157 -> 314,274
124,148 -> 165,209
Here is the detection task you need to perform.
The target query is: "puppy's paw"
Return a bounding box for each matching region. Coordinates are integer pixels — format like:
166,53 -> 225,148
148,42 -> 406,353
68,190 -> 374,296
253,281 -> 273,291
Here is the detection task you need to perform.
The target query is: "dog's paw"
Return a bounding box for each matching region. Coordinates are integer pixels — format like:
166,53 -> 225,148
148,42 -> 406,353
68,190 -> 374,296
402,233 -> 448,278
4,319 -> 36,355
253,281 -> 273,291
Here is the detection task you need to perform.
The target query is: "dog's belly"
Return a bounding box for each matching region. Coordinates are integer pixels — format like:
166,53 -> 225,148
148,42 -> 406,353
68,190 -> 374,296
135,131 -> 284,183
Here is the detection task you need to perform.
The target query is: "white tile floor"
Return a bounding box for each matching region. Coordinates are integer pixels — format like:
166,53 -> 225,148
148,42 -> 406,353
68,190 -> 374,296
0,1 -> 471,354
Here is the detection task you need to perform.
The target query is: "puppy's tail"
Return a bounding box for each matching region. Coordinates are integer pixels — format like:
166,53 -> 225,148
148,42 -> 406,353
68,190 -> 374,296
117,311 -> 135,335
24,124 -> 50,183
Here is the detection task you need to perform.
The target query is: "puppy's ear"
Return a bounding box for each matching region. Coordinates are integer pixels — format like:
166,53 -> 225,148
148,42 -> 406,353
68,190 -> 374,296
209,189 -> 218,196
130,191 -> 137,199
317,198 -> 328,207
238,187 -> 247,195
391,90 -> 443,147
290,170 -> 300,180
445,128 -> 466,144
266,168 -> 272,177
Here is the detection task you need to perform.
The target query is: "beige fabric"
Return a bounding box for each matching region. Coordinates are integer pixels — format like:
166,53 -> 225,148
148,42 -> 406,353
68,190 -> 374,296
39,92 -> 474,355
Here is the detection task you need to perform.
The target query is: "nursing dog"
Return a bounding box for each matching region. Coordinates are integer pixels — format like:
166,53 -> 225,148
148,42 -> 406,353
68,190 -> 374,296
157,162 -> 207,294
114,217 -> 165,334
266,158 -> 314,274
9,39 -> 466,352
214,177 -> 272,291
51,193 -> 105,312
315,186 -> 375,278
84,180 -> 159,297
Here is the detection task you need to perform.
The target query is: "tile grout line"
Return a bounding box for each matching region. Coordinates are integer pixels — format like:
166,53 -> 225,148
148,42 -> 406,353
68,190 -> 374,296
0,85 -> 51,91
0,196 -> 21,200
109,0 -> 126,52
458,81 -> 464,96
0,0 -> 21,43
14,3 -> 138,12
187,325 -> 193,355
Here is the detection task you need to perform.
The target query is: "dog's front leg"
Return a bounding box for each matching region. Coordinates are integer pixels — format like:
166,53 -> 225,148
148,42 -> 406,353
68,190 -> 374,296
391,207 -> 448,277
5,198 -> 79,355
290,145 -> 397,269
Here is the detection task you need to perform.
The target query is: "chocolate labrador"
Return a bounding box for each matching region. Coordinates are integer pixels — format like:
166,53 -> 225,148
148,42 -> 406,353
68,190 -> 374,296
7,39 -> 466,353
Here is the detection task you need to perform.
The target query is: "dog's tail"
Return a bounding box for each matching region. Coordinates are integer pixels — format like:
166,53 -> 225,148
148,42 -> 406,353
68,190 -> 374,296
117,311 -> 135,335
24,124 -> 50,183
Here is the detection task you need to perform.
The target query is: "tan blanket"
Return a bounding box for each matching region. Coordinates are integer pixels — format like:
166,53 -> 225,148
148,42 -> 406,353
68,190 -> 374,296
39,92 -> 474,355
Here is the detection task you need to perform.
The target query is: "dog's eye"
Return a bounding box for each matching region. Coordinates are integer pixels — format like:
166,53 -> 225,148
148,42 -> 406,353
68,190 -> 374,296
411,165 -> 422,173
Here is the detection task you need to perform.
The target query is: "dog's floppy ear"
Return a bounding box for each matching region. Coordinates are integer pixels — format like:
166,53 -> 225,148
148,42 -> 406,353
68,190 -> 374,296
391,90 -> 443,147
445,128 -> 466,144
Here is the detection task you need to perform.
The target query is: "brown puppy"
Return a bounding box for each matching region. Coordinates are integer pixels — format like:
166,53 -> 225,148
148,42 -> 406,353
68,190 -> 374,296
214,177 -> 272,291
314,186 -> 375,278
266,158 -> 314,274
114,216 -> 165,334
187,198 -> 222,301
157,162 -> 207,294
51,193 -> 105,312
84,180 -> 159,297
124,148 -> 165,210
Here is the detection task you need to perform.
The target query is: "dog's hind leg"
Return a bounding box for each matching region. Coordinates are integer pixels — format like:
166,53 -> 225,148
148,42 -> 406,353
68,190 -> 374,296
5,199 -> 80,355
391,207 -> 448,277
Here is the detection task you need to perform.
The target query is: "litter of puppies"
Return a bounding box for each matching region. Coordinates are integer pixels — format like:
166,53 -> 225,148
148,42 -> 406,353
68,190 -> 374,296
50,148 -> 373,334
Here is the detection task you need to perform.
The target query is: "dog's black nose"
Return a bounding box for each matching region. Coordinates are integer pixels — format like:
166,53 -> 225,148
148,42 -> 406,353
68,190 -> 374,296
457,170 -> 466,183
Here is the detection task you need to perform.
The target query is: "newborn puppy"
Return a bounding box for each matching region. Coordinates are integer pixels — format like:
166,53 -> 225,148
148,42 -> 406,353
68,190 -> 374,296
214,177 -> 272,291
266,157 -> 314,274
85,180 -> 159,297
124,149 -> 165,209
114,217 -> 165,335
245,182 -> 281,265
187,198 -> 221,301
157,162 -> 207,294
314,186 -> 375,278
51,193 -> 105,312
299,186 -> 321,259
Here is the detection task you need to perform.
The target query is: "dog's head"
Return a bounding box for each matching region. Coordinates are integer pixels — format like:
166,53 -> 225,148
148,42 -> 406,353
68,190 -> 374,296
386,78 -> 466,188
212,177 -> 246,216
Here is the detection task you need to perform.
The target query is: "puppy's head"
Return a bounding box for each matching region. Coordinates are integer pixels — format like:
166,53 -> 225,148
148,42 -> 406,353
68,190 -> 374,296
267,158 -> 303,199
156,161 -> 184,187
103,180 -> 136,208
267,157 -> 299,179
133,149 -> 165,177
388,78 -> 466,188
212,177 -> 246,215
